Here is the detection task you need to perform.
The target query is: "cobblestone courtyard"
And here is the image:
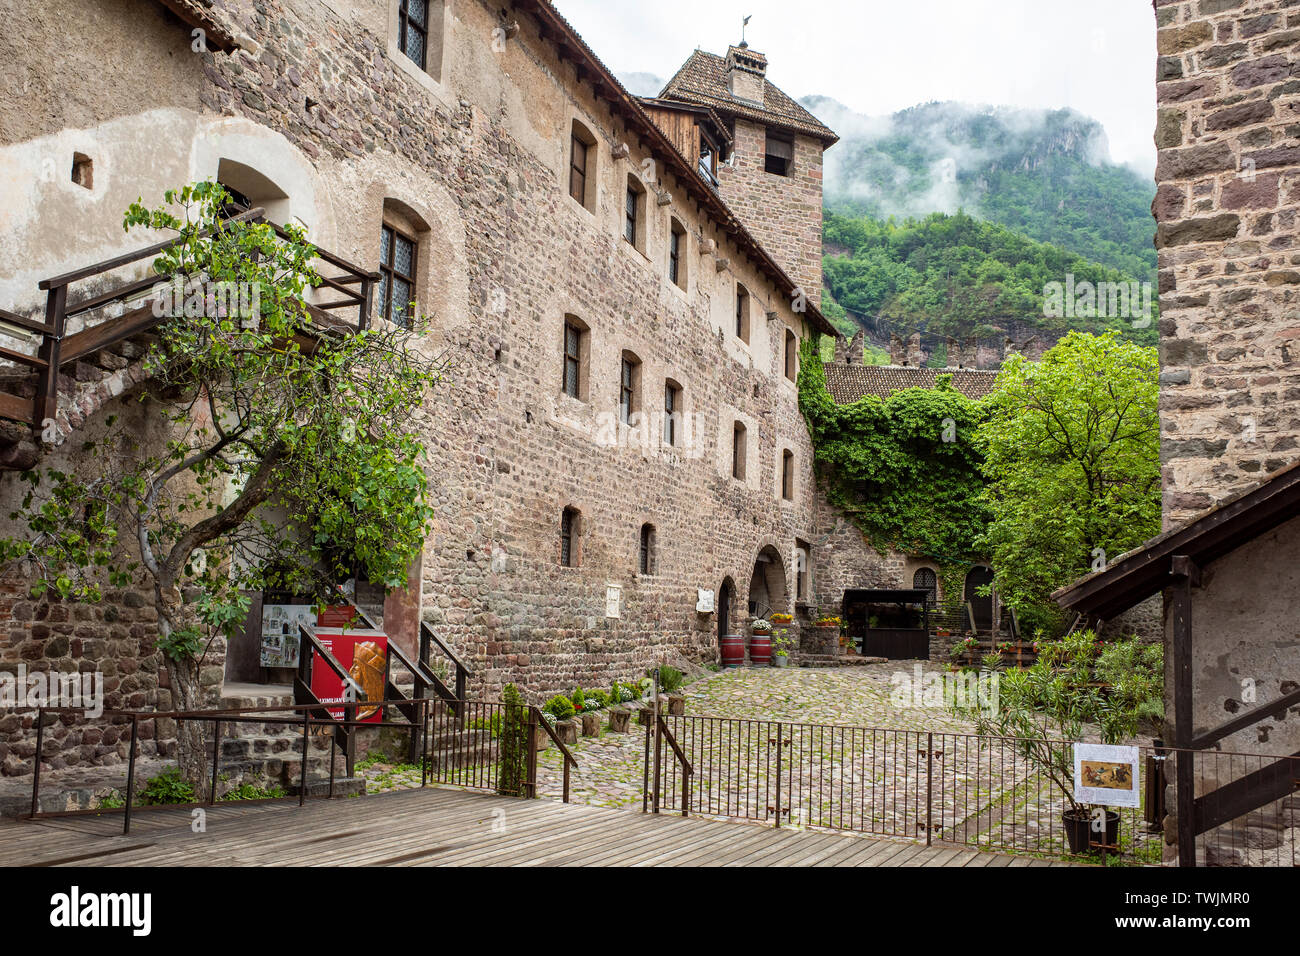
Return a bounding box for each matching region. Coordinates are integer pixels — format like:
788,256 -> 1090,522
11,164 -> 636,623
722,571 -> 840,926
535,662 -> 976,810
358,662 -> 1162,863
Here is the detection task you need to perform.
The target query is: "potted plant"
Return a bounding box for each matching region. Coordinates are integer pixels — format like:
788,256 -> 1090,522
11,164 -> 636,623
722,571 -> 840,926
970,630 -> 1163,856
771,632 -> 792,668
750,618 -> 772,636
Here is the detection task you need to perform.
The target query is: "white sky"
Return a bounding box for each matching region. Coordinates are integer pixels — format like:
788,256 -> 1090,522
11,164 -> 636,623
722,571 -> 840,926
553,0 -> 1158,176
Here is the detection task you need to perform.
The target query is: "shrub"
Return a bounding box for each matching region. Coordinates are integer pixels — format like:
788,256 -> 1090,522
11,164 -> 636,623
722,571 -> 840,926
137,768 -> 197,806
571,687 -> 585,711
543,694 -> 575,721
220,782 -> 286,801
657,665 -> 684,693
584,689 -> 608,708
497,683 -> 528,797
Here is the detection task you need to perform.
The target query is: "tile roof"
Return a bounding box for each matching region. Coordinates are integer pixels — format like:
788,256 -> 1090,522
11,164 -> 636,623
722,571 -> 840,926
823,364 -> 1000,404
659,50 -> 839,145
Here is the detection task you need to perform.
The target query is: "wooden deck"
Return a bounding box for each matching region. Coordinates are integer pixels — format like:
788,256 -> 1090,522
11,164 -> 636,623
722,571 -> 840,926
0,787 -> 1080,867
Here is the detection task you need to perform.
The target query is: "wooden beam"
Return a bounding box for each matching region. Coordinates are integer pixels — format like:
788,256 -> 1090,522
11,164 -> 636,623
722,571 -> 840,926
1192,750 -> 1300,836
1171,557 -> 1196,867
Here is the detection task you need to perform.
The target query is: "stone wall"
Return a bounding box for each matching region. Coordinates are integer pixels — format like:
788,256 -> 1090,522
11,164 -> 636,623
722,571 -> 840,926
1154,0 -> 1300,526
718,120 -> 826,307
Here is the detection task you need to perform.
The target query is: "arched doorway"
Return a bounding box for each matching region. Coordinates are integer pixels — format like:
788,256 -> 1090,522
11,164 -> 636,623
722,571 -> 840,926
718,577 -> 735,644
747,545 -> 788,621
965,566 -> 995,632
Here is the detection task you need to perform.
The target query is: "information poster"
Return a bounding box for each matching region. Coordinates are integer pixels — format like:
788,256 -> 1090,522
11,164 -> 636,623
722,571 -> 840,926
1073,742 -> 1141,808
259,604 -> 314,668
310,628 -> 389,724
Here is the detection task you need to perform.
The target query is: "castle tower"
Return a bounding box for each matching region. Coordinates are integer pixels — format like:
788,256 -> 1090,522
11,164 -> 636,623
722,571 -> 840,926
654,42 -> 838,307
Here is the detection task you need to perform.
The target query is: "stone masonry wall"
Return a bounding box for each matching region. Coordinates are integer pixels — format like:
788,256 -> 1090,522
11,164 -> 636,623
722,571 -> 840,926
718,119 -> 826,308
1154,0 -> 1300,526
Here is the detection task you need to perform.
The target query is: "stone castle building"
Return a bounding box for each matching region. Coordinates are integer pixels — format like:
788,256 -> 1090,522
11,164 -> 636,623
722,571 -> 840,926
0,0 -> 922,781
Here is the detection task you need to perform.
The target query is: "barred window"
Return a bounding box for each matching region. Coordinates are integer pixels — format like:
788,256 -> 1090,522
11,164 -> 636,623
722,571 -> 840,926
563,319 -> 588,400
560,507 -> 580,567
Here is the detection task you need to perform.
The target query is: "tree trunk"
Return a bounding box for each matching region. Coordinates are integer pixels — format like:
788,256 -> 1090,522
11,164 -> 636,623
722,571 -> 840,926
163,654 -> 211,797
156,595 -> 211,797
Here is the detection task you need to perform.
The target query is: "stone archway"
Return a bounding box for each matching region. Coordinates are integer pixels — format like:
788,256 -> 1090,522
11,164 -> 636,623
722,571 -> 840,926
747,545 -> 788,621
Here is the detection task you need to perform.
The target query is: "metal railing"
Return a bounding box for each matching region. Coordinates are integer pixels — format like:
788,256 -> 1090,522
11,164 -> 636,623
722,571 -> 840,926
26,695 -> 578,834
645,713 -> 1300,866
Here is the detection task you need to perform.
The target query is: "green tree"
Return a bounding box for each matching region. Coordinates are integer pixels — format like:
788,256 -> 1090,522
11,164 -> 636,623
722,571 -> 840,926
0,182 -> 443,789
977,331 -> 1159,632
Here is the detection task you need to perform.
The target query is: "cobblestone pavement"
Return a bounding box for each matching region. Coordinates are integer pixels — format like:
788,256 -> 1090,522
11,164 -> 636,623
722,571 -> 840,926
534,662 -> 977,811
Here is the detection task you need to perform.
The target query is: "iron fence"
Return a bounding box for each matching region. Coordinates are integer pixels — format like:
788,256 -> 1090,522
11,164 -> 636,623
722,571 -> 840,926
647,713 -> 1300,866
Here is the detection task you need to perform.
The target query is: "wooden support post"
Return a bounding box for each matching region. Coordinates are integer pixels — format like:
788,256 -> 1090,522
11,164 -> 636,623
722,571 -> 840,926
1171,554 -> 1198,867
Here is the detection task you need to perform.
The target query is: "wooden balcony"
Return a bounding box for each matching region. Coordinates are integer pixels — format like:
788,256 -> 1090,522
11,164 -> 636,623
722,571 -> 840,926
0,209 -> 379,469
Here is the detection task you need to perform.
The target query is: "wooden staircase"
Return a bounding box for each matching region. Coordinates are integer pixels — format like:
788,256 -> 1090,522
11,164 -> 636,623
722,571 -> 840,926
0,207 -> 378,470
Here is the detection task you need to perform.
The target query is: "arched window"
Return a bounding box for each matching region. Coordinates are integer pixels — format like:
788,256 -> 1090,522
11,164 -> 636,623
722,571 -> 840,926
913,568 -> 938,605
639,523 -> 656,576
560,507 -> 582,568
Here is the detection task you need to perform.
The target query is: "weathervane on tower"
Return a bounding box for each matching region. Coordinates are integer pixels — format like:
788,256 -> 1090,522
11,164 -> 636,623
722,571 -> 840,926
740,14 -> 751,48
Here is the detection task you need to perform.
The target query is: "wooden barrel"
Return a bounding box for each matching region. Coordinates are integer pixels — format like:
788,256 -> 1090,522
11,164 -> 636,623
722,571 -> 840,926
749,633 -> 772,667
720,634 -> 746,669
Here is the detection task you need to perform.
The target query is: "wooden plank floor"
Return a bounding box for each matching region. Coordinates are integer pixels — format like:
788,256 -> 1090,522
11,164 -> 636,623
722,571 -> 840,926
0,787 -> 1078,867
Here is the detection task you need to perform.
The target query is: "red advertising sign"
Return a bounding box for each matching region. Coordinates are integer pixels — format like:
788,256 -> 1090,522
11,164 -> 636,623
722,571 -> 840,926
310,628 -> 389,724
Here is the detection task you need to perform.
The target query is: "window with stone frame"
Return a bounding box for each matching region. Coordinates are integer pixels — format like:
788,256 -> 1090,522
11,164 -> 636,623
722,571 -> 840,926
664,380 -> 682,448
560,507 -> 581,568
639,523 -> 656,576
398,0 -> 430,70
784,329 -> 798,381
562,317 -> 590,401
378,223 -> 418,329
781,449 -> 795,501
732,421 -> 748,481
669,218 -> 687,288
765,131 -> 793,177
569,120 -> 596,210
625,176 -> 647,252
735,284 -> 750,343
619,351 -> 642,425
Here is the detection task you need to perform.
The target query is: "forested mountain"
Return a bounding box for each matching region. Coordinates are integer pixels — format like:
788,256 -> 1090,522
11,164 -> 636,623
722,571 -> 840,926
821,212 -> 1157,362
806,99 -> 1157,282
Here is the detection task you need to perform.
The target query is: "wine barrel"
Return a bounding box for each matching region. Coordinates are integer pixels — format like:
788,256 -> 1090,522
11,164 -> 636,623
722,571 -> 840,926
720,634 -> 746,669
749,633 -> 772,667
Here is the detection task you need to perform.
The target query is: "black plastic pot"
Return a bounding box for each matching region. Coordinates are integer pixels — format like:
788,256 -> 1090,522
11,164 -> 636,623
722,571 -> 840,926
1063,808 -> 1120,854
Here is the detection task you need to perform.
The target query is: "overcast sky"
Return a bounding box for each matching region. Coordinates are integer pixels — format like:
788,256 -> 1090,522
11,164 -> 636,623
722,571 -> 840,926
554,0 -> 1158,176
